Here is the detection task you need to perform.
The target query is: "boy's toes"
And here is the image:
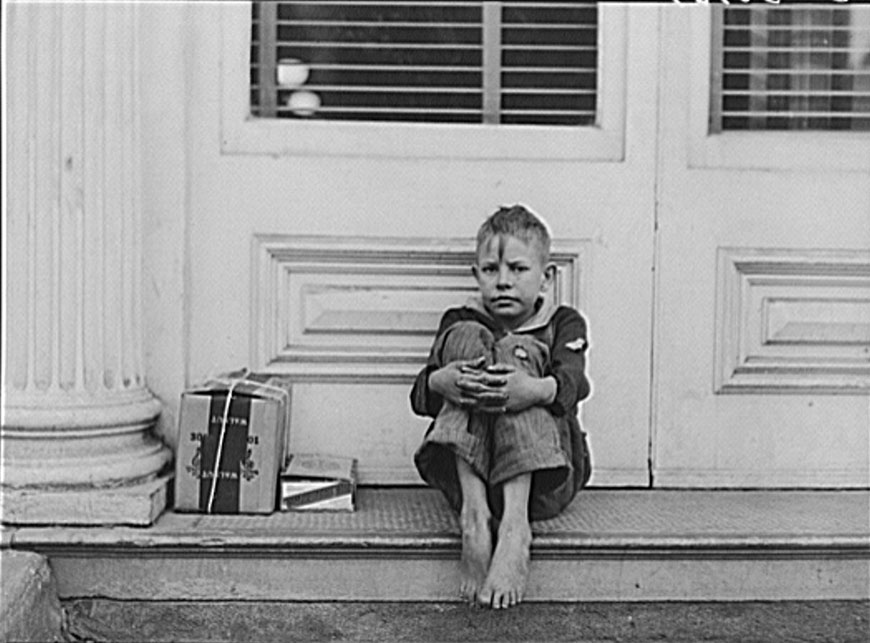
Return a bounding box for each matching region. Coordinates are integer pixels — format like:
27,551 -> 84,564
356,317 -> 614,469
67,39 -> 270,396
498,589 -> 514,610
479,586 -> 506,610
479,580 -> 527,609
460,580 -> 482,605
476,587 -> 493,609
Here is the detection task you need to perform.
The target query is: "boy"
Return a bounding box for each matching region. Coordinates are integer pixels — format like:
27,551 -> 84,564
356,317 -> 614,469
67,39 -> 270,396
411,204 -> 592,609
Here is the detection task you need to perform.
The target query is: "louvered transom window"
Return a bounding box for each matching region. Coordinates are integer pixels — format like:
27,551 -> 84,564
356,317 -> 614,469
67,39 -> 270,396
250,1 -> 598,126
711,4 -> 870,132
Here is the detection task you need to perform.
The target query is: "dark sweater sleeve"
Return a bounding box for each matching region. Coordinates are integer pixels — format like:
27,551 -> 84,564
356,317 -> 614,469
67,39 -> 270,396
545,308 -> 592,417
409,308 -> 466,418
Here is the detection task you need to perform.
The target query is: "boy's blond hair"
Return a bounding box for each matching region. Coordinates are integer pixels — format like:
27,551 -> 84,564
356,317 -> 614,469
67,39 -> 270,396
476,204 -> 552,264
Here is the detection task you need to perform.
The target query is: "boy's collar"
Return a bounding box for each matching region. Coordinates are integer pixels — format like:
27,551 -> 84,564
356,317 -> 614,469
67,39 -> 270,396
465,292 -> 557,333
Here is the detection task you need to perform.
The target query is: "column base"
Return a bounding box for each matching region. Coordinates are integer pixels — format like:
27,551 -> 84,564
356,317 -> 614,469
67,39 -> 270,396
1,475 -> 170,526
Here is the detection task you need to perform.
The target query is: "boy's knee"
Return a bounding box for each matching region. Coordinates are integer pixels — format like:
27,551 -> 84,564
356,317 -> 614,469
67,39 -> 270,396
494,335 -> 550,376
436,321 -> 495,363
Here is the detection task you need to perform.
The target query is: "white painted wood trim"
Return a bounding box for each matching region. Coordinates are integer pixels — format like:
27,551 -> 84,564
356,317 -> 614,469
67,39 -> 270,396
219,2 -> 626,161
686,6 -> 870,172
250,235 -> 592,381
654,467 -> 870,489
714,247 -> 870,394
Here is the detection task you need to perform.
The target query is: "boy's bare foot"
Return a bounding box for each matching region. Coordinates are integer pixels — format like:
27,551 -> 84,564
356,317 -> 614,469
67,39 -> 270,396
478,518 -> 531,609
459,508 -> 492,604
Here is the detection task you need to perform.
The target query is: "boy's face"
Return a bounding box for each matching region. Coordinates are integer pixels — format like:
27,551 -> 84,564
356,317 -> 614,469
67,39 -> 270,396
472,234 -> 555,329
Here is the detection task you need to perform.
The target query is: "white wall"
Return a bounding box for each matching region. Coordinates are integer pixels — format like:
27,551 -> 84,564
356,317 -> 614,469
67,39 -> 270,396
141,3 -> 189,447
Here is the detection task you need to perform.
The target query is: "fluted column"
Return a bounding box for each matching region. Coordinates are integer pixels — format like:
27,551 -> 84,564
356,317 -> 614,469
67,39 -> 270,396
2,2 -> 172,524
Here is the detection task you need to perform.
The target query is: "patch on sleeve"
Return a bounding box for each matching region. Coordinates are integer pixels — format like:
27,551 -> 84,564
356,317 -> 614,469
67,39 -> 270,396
565,338 -> 587,352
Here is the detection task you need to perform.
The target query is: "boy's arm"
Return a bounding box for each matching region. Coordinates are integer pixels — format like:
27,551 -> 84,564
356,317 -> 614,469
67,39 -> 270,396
409,308 -> 466,418
410,363 -> 443,418
544,307 -> 592,417
487,308 -> 589,415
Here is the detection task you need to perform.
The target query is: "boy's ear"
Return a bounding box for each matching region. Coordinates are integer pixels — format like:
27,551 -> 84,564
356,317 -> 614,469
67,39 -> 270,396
540,262 -> 557,291
470,264 -> 480,280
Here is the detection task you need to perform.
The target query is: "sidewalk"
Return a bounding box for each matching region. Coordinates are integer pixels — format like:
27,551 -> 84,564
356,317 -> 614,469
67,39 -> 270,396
63,599 -> 870,642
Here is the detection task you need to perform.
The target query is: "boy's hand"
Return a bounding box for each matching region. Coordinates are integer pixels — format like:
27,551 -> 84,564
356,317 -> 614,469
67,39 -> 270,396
429,357 -> 508,411
485,364 -> 557,413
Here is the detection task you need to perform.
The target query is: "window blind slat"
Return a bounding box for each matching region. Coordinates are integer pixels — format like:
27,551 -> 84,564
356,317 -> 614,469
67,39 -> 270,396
280,106 -> 480,114
723,70 -> 870,78
502,109 -> 596,116
502,45 -> 597,51
724,89 -> 870,97
275,20 -> 482,28
500,24 -> 596,30
284,64 -> 482,72
256,63 -> 597,73
304,85 -> 482,93
724,26 -> 860,33
723,46 -> 870,54
295,86 -> 598,95
277,43 -> 482,49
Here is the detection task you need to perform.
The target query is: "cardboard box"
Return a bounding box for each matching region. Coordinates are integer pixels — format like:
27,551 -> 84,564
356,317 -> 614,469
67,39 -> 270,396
174,372 -> 289,514
280,453 -> 357,512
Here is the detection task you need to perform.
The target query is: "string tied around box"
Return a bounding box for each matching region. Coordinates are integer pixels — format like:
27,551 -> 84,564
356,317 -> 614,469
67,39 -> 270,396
204,369 -> 289,514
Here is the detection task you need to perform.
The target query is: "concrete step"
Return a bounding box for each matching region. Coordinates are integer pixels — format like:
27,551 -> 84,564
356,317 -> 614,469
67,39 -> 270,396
0,550 -> 64,643
61,599 -> 870,643
3,489 -> 869,603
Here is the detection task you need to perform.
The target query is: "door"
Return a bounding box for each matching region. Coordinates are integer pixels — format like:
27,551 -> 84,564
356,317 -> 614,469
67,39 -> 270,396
181,2 -> 661,486
652,5 -> 870,487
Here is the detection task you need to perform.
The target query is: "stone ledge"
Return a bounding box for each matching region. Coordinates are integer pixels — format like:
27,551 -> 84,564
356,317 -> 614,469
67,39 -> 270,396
1,475 -> 170,527
6,488 -> 870,552
59,599 -> 870,643
18,545 -> 870,603
0,550 -> 63,643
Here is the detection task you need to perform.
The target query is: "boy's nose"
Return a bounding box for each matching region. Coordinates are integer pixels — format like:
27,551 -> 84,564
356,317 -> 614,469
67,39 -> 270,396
497,266 -> 513,287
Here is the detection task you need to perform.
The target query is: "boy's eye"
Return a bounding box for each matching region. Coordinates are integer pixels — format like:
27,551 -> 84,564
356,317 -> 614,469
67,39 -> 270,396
480,265 -> 497,274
